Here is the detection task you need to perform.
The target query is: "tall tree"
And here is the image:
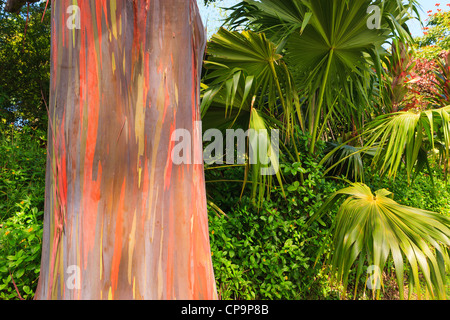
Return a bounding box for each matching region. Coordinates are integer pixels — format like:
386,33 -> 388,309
6,0 -> 217,300
0,0 -> 51,129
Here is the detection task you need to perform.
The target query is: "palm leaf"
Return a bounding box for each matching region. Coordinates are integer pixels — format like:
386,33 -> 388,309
364,106 -> 450,183
223,0 -> 420,154
247,108 -> 285,206
309,183 -> 450,300
322,136 -> 377,183
202,28 -> 303,137
201,28 -> 306,205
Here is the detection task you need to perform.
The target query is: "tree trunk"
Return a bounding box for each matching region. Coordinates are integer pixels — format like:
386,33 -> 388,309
35,0 -> 217,300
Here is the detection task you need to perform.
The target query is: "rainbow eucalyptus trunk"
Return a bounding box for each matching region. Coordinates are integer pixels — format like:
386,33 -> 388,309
34,0 -> 217,300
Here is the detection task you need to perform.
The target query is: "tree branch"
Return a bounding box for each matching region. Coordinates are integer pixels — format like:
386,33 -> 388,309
8,270 -> 25,300
5,0 -> 40,13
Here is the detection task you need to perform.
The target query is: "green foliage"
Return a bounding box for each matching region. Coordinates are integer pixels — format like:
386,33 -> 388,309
0,121 -> 46,300
369,162 -> 450,216
0,122 -> 46,217
210,199 -> 311,300
415,7 -> 450,60
220,0 -> 420,154
0,0 -> 51,130
0,201 -> 43,300
311,182 -> 450,300
202,27 -> 301,204
363,106 -> 450,184
208,132 -> 342,300
322,135 -> 374,183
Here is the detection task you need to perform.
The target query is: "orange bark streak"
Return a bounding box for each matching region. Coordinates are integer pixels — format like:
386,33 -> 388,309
111,178 -> 126,296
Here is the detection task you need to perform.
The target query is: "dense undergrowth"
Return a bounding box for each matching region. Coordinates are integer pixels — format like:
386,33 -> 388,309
1,123 -> 450,300
0,122 -> 46,300
205,132 -> 450,300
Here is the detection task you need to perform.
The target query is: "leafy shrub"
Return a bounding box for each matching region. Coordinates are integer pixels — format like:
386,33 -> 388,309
3,121 -> 450,300
0,123 -> 46,218
207,128 -> 450,300
208,138 -> 343,299
366,162 -> 450,216
0,122 -> 46,300
0,200 -> 43,300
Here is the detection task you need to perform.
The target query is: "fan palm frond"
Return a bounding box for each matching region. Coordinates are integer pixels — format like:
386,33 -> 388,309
309,182 -> 450,300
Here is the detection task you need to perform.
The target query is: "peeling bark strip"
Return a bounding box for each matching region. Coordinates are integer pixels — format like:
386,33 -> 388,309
35,0 -> 217,300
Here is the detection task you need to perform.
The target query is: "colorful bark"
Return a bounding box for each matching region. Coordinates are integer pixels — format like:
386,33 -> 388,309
35,0 -> 217,300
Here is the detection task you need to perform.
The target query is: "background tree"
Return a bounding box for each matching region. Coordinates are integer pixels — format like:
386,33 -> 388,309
415,4 -> 450,59
0,0 -> 50,130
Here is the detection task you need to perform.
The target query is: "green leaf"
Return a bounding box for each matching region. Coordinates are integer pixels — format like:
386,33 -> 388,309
364,106 -> 450,182
300,12 -> 313,35
23,286 -> 32,295
309,182 -> 450,299
15,269 -> 25,279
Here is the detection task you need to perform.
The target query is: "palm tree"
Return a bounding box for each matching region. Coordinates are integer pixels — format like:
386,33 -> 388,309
223,0 -> 420,154
203,0 -> 450,300
201,28 -> 301,204
430,52 -> 450,108
202,0 -> 424,191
